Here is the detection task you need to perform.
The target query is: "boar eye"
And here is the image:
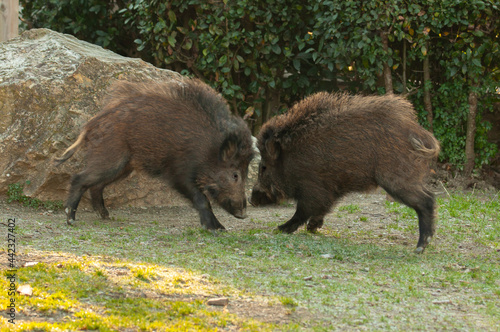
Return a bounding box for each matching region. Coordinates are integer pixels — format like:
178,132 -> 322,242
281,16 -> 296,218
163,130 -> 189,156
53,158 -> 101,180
261,165 -> 267,172
233,172 -> 239,181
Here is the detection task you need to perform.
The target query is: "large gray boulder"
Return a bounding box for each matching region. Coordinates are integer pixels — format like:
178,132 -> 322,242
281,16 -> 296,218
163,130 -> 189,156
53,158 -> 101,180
0,28 -> 190,208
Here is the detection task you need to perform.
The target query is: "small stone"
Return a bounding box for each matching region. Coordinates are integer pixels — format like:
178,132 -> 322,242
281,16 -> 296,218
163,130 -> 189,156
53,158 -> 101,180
207,297 -> 229,306
303,276 -> 313,281
23,262 -> 39,267
17,284 -> 33,296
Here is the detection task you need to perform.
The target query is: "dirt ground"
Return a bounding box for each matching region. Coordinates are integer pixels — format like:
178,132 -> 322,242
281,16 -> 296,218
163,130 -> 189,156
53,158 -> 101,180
0,188 -> 407,326
1,170 -> 498,327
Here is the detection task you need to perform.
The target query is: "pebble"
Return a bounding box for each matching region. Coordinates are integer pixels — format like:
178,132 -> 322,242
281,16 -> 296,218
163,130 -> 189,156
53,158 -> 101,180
207,297 -> 229,306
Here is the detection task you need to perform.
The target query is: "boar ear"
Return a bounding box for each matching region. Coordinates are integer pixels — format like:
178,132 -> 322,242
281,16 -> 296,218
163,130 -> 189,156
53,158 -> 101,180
220,134 -> 239,162
264,139 -> 281,161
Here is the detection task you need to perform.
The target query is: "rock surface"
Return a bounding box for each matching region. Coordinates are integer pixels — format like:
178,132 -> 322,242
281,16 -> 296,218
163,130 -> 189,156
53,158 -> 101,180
0,29 -> 192,208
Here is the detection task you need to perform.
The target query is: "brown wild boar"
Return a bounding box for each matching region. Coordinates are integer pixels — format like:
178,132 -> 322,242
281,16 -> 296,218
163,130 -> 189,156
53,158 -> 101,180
251,92 -> 440,253
55,78 -> 254,230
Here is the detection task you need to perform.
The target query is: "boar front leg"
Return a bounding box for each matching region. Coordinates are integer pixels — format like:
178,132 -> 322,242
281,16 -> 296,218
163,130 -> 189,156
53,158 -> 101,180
277,201 -> 311,233
192,191 -> 226,231
278,196 -> 333,233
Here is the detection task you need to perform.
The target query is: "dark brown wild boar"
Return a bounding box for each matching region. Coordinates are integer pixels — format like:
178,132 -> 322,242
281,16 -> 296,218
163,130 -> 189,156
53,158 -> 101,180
251,92 -> 440,253
55,78 -> 253,230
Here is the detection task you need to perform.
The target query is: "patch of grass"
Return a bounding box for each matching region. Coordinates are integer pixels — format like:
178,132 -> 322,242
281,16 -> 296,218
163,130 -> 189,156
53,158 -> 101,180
437,191 -> 500,249
7,181 -> 63,211
338,204 -> 361,214
0,258 -> 284,331
279,296 -> 298,307
3,190 -> 499,330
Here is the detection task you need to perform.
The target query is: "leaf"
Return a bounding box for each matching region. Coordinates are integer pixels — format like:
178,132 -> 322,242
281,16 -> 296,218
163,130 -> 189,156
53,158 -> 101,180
182,39 -> 193,50
168,35 -> 176,47
293,58 -> 301,71
168,10 -> 177,23
421,45 -> 427,56
219,55 -> 228,66
272,44 -> 281,55
244,106 -> 255,118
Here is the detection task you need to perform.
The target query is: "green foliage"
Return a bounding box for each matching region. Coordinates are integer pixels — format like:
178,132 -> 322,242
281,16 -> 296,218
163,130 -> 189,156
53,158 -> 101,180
20,0 -> 136,55
120,0 -> 320,127
7,182 -> 63,211
20,0 -> 500,170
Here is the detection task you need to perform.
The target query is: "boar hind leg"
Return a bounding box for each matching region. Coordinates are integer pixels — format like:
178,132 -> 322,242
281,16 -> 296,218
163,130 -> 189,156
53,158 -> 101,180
383,185 -> 436,253
89,164 -> 133,219
306,216 -> 324,232
89,185 -> 109,219
65,157 -> 131,225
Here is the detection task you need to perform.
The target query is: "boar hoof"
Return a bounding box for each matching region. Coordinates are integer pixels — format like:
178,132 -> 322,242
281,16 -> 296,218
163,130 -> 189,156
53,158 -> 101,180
306,219 -> 323,233
414,247 -> 425,254
277,225 -> 296,234
67,219 -> 76,226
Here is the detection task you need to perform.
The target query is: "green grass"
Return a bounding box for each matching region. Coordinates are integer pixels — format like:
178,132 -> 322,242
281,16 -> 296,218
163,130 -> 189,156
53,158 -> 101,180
1,190 -> 499,330
7,182 -> 63,211
338,204 -> 361,214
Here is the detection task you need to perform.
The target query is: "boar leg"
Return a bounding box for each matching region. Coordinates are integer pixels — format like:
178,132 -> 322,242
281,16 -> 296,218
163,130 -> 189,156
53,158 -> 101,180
191,190 -> 226,230
306,216 -> 324,232
89,185 -> 109,219
278,197 -> 333,233
89,164 -> 133,219
278,201 -> 312,233
383,185 -> 436,253
65,156 -> 131,225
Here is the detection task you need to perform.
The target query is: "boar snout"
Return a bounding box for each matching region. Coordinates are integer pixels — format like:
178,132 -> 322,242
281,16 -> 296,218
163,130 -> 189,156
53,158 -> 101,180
250,185 -> 276,206
221,198 -> 247,219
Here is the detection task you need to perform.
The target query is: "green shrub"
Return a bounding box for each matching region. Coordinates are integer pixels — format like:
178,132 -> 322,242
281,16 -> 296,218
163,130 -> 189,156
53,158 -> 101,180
20,0 -> 499,170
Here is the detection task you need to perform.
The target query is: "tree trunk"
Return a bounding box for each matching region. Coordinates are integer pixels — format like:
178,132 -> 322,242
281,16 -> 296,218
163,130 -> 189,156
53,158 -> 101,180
423,41 -> 433,132
0,0 -> 19,42
380,31 -> 393,94
263,87 -> 280,124
464,80 -> 479,176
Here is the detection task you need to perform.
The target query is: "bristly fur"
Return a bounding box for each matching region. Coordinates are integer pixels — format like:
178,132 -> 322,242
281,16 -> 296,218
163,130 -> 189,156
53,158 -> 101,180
259,92 -> 423,152
55,78 -> 253,167
252,90 -> 440,252
55,78 -> 253,230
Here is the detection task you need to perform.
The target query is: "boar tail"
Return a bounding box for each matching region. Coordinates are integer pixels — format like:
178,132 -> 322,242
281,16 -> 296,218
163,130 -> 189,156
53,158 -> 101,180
410,134 -> 440,160
53,129 -> 87,166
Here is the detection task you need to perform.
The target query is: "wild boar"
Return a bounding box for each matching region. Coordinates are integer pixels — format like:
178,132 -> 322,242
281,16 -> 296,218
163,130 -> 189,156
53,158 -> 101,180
251,92 -> 440,253
55,78 -> 254,230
